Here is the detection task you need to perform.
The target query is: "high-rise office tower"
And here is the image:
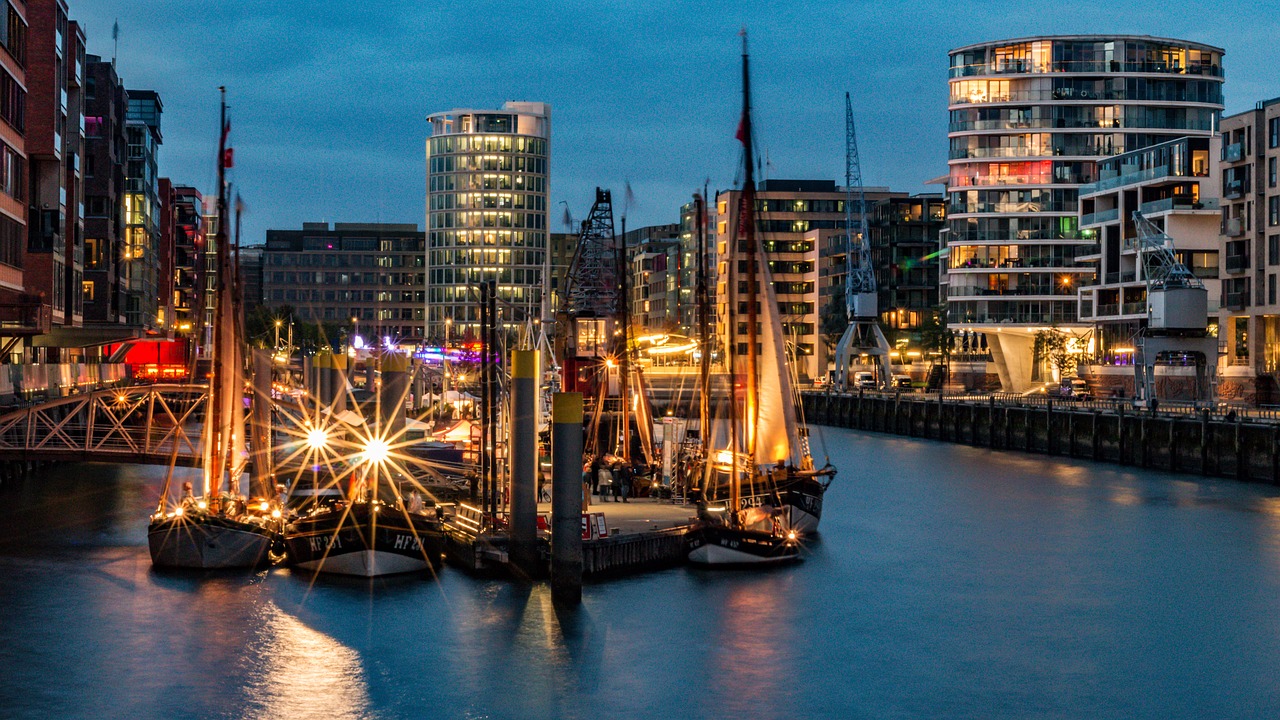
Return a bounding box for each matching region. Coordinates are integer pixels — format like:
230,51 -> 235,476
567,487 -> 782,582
425,101 -> 550,341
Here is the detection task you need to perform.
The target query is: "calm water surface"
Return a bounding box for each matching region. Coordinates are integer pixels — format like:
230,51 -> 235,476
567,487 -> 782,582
3,428 -> 1280,719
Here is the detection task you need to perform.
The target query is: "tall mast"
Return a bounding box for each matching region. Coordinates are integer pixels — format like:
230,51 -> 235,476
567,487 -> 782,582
206,87 -> 230,497
736,30 -> 758,517
617,214 -> 630,462
695,193 -> 711,460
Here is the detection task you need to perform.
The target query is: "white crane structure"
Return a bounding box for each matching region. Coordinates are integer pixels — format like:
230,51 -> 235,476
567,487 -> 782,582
833,92 -> 891,390
1131,210 -> 1217,405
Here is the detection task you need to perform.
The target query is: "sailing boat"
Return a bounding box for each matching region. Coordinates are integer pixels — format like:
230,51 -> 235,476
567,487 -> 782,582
687,33 -> 833,565
282,349 -> 447,577
148,88 -> 281,569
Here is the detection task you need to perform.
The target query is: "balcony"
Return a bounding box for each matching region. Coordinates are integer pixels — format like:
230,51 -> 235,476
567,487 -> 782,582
1224,218 -> 1244,237
1138,196 -> 1219,215
1081,208 -> 1120,226
1225,292 -> 1250,310
1225,255 -> 1250,273
0,296 -> 52,335
1224,180 -> 1244,199
1081,164 -> 1206,195
1122,301 -> 1147,315
1223,142 -> 1243,163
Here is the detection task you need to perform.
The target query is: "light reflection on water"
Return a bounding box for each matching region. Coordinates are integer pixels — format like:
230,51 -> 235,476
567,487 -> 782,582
240,601 -> 374,720
5,432 -> 1280,718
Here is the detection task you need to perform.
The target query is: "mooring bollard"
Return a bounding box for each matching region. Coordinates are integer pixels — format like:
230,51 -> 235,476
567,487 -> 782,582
508,350 -> 539,578
551,392 -> 584,605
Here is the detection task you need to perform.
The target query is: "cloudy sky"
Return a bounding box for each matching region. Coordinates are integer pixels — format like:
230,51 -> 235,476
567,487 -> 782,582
73,0 -> 1277,244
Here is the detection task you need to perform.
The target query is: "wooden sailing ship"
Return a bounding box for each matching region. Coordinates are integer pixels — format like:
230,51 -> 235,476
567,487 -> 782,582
687,34 -> 834,565
148,89 -> 281,569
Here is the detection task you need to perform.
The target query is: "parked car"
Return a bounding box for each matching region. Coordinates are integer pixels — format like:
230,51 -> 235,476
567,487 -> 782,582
854,371 -> 876,389
891,373 -> 913,390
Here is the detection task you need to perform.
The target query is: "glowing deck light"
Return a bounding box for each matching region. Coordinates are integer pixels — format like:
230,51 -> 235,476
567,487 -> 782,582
271,509 -> 282,519
714,450 -> 734,465
787,530 -> 798,541
306,428 -> 329,450
362,437 -> 390,465
174,507 -> 184,517
259,501 -> 270,512
197,500 -> 208,510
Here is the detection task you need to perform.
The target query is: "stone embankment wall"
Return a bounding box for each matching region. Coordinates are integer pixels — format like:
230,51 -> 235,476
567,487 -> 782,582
804,392 -> 1280,483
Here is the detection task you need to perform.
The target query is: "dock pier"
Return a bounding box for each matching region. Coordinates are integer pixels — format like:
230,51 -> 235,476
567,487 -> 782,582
804,391 -> 1280,483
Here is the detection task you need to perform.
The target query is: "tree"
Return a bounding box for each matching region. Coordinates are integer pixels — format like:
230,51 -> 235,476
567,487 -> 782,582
918,307 -> 953,365
1033,325 -> 1088,380
244,304 -> 343,353
820,296 -> 849,353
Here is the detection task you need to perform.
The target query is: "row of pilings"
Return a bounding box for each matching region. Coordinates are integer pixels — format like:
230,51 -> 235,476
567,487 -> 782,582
0,460 -> 58,489
803,392 -> 1280,484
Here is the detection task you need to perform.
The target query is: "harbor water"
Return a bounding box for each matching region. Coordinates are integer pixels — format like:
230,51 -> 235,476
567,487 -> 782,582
4,427 -> 1280,718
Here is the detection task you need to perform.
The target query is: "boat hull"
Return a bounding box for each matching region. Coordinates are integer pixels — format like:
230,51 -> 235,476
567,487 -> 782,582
148,516 -> 275,569
726,474 -> 828,534
285,504 -> 445,578
686,525 -> 801,566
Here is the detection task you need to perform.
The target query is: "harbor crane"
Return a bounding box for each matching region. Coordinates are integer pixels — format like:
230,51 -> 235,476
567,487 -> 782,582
1131,210 -> 1217,406
833,92 -> 892,390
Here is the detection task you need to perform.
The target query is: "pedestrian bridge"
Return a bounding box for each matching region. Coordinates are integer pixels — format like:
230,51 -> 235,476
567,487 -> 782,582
0,384 -> 207,466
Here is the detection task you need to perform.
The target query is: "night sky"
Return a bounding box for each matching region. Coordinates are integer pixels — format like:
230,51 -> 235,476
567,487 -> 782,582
72,0 -> 1278,245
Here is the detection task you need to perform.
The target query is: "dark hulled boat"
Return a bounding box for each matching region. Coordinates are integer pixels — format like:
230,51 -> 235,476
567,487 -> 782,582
687,505 -> 801,565
149,506 -> 276,569
285,500 -> 445,577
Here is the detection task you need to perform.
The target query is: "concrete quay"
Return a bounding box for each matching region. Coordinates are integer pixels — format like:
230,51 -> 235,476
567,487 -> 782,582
805,391 -> 1280,484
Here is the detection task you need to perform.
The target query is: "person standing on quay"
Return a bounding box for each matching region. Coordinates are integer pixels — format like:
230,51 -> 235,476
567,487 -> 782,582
618,463 -> 631,503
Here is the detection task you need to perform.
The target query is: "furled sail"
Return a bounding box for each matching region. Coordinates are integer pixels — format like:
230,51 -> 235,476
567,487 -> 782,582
753,259 -> 798,467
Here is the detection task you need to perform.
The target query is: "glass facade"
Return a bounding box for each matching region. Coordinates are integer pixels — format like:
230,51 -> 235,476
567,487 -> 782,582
425,102 -> 550,340
945,36 -> 1225,329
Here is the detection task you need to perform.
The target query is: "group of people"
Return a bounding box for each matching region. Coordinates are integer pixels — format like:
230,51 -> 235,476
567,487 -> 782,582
586,455 -> 645,503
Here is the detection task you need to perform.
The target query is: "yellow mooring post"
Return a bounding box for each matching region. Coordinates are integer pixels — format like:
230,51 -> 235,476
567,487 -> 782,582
509,349 -> 540,577
551,391 -> 584,604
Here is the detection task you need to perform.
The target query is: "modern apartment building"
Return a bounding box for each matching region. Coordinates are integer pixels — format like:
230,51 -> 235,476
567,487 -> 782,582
82,53 -> 126,326
262,222 -> 426,342
1218,98 -> 1280,403
547,231 -> 576,320
945,35 -> 1225,390
1077,136 -> 1220,357
123,89 -> 161,329
624,223 -> 681,334
25,1 -> 84,335
0,0 -> 35,360
714,179 -> 901,381
158,181 -> 203,338
425,101 -> 550,340
868,195 -> 947,345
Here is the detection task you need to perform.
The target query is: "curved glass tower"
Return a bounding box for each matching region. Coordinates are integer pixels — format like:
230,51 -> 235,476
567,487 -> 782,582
426,101 -> 550,341
944,35 -> 1224,390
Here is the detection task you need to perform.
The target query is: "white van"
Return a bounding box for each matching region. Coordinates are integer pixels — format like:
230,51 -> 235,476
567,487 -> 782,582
854,371 -> 876,389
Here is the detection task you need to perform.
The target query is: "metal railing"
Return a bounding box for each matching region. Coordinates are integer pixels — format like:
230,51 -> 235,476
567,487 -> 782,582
1081,208 -> 1120,226
1139,196 -> 1219,214
808,388 -> 1280,423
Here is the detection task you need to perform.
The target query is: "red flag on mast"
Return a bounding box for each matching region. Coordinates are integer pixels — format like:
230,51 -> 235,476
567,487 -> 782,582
221,120 -> 233,167
735,113 -> 747,145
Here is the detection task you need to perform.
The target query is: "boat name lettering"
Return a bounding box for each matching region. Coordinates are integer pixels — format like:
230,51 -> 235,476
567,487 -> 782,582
392,534 -> 422,551
308,535 -> 342,552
